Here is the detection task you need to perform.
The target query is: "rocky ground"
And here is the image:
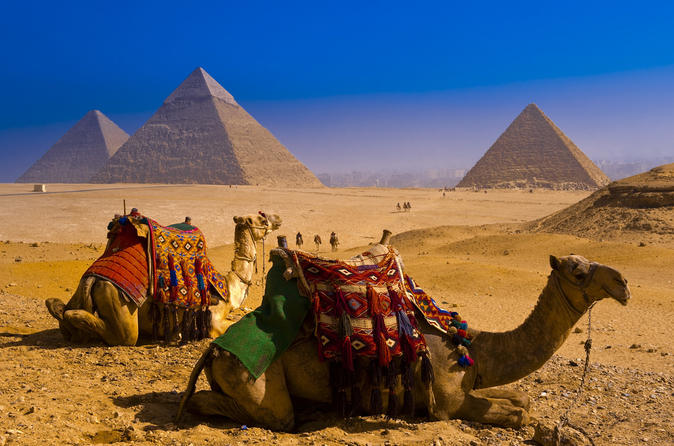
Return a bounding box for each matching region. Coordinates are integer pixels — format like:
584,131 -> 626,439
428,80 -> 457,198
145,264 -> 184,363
0,185 -> 672,445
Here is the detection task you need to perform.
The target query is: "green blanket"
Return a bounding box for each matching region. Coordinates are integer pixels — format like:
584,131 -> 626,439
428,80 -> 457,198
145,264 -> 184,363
212,256 -> 310,379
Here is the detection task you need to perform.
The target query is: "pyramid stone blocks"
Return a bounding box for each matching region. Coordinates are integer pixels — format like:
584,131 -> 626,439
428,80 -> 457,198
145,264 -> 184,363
92,67 -> 322,187
16,110 -> 129,183
458,104 -> 609,190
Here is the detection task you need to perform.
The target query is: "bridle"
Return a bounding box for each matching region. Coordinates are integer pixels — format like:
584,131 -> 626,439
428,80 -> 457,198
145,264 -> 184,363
233,211 -> 273,286
550,262 -> 599,316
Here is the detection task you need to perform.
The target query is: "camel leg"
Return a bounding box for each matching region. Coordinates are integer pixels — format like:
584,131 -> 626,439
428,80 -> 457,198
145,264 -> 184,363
64,281 -> 138,346
471,388 -> 531,410
205,351 -> 295,431
188,390 -> 252,426
46,298 -> 66,321
455,393 -> 530,428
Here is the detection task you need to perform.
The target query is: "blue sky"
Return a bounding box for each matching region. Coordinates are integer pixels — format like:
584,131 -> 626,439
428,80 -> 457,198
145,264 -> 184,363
2,1 -> 674,181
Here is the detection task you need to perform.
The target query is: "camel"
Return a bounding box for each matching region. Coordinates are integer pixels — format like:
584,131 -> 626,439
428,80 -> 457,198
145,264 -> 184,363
177,248 -> 630,431
45,212 -> 281,346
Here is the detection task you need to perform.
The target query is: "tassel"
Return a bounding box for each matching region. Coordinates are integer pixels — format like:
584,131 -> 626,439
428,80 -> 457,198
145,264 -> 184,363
171,305 -> 180,339
194,309 -> 203,340
368,285 -> 392,367
350,383 -> 362,416
387,388 -> 398,418
342,337 -> 354,372
458,355 -> 474,367
151,301 -> 159,341
180,308 -> 189,343
420,352 -> 434,385
377,332 -> 392,366
337,390 -> 348,418
203,307 -> 212,338
403,388 -> 415,417
168,255 -> 178,287
162,304 -> 171,343
400,360 -> 415,416
369,360 -> 383,413
370,388 -> 383,414
190,307 -> 199,341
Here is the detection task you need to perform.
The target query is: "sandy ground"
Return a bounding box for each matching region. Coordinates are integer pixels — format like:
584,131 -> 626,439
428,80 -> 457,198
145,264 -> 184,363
0,184 -> 672,445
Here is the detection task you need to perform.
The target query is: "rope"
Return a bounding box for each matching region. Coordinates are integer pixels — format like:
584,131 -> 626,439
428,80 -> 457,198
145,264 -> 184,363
261,236 -> 266,288
554,302 -> 597,446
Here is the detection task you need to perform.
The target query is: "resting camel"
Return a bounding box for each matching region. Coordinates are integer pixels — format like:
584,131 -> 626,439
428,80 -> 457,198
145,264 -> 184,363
45,213 -> 281,346
178,249 -> 630,430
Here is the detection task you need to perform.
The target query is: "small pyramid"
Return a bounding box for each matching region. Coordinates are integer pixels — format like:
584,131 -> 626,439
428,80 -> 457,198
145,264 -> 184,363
91,67 -> 322,187
16,110 -> 129,183
458,104 -> 610,190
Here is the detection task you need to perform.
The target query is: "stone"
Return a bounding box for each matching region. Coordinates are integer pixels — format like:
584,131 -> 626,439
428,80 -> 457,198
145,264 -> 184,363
458,104 -> 609,190
92,67 -> 322,187
17,110 -> 128,183
533,420 -> 592,445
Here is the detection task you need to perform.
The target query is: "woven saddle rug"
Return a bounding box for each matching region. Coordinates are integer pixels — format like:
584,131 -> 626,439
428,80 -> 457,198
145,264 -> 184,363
147,218 -> 228,308
84,215 -> 228,308
274,245 -> 474,416
279,245 -> 474,367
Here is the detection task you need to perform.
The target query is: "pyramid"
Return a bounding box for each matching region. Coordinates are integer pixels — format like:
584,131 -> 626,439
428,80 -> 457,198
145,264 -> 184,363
91,67 -> 322,187
16,110 -> 129,183
458,104 -> 610,190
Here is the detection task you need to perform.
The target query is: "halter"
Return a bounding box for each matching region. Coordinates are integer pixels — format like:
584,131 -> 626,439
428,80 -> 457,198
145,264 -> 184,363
233,213 -> 273,287
551,262 -> 599,316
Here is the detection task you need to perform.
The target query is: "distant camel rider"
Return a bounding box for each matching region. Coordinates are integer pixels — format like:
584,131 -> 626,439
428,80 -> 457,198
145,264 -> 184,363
314,234 -> 322,252
296,232 -> 303,248
329,232 -> 339,252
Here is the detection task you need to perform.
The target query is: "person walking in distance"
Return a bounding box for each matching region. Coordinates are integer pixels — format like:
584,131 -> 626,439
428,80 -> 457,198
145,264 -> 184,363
296,232 -> 303,248
314,234 -> 322,252
329,231 -> 339,252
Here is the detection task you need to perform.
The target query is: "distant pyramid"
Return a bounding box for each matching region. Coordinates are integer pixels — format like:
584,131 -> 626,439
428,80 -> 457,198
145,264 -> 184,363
458,104 -> 609,190
16,110 -> 129,183
91,67 -> 322,187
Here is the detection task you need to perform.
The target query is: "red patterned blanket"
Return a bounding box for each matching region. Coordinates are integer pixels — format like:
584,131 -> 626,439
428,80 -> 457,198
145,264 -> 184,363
281,246 -> 473,417
84,222 -> 149,306
83,214 -> 229,341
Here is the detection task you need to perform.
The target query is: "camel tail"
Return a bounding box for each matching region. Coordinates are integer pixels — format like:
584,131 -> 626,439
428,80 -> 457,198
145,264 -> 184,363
176,344 -> 216,424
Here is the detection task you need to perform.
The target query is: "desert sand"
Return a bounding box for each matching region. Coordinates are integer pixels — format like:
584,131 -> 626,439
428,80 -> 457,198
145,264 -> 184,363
0,184 -> 672,445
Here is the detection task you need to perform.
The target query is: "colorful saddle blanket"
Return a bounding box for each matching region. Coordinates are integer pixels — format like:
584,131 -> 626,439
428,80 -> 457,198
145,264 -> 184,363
84,221 -> 150,305
293,247 -> 428,368
285,247 -> 473,368
84,215 -> 228,308
148,218 -> 228,308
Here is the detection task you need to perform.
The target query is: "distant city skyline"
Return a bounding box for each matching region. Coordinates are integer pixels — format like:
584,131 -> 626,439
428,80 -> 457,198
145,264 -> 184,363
2,1 -> 674,182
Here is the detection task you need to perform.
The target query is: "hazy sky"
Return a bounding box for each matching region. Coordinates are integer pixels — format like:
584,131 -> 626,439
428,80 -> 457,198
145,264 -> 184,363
2,1 -> 674,181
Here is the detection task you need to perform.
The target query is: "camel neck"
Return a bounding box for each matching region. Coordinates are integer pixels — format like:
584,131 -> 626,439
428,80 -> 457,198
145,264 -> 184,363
231,225 -> 257,287
470,277 -> 585,389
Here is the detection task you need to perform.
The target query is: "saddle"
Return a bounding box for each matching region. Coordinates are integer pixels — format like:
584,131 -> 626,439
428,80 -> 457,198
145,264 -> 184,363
84,214 -> 229,342
272,245 -> 474,417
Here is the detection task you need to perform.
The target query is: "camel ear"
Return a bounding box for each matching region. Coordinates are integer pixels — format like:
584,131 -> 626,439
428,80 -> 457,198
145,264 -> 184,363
549,255 -> 561,270
233,216 -> 243,224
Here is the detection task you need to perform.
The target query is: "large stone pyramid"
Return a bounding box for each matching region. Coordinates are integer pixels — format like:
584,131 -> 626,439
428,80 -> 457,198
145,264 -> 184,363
91,67 -> 322,187
458,104 -> 610,190
16,110 -> 129,183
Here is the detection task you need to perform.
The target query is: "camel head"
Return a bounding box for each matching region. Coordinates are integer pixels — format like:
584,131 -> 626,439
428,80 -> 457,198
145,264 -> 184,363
549,254 -> 631,310
233,212 -> 282,241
